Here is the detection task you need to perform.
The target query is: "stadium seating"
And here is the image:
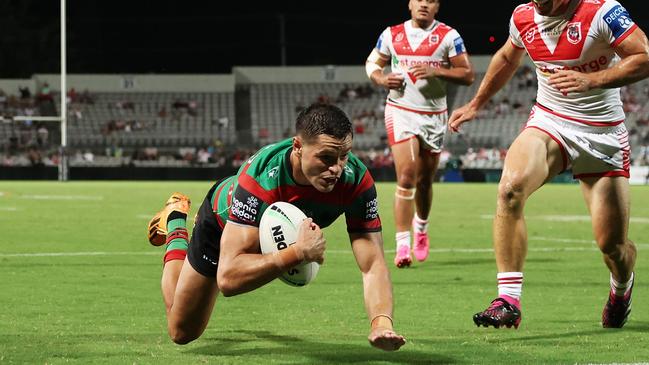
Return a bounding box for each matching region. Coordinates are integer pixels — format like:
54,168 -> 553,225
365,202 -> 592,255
3,72 -> 649,169
65,92 -> 236,149
249,83 -> 388,149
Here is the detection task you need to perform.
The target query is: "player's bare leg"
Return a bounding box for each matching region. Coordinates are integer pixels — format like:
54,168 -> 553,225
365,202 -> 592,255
412,148 -> 439,262
391,137 -> 420,267
580,176 -> 636,328
474,128 -> 563,328
163,259 -> 219,343
148,193 -> 219,344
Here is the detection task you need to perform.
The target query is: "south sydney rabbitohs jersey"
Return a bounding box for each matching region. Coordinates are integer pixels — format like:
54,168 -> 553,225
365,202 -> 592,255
210,138 -> 382,234
375,20 -> 467,113
510,0 -> 637,124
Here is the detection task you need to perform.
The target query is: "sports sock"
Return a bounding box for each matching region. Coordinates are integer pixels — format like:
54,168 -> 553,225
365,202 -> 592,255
610,272 -> 634,297
498,272 -> 523,307
396,231 -> 411,249
413,213 -> 428,234
164,211 -> 189,264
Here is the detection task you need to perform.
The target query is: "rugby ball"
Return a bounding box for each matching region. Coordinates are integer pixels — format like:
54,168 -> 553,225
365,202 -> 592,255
259,202 -> 319,287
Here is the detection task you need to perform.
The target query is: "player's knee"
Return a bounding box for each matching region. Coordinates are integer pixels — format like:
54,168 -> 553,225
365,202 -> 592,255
396,167 -> 417,188
497,179 -> 526,211
416,171 -> 434,187
168,323 -> 202,345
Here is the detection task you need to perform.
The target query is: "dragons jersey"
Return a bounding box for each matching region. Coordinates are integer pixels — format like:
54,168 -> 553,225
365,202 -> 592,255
209,139 -> 381,234
510,0 -> 637,124
375,20 -> 467,113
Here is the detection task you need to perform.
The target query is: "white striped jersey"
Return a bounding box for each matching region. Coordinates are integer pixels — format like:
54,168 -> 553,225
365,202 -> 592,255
375,20 -> 466,113
510,0 -> 637,124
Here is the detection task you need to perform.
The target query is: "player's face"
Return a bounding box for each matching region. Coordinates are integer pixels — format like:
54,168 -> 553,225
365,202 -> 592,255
298,134 -> 353,193
532,0 -> 570,16
409,0 -> 440,27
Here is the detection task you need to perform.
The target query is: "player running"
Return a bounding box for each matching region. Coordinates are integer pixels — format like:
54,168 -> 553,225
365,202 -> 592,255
449,0 -> 649,328
366,0 -> 474,268
147,103 -> 406,350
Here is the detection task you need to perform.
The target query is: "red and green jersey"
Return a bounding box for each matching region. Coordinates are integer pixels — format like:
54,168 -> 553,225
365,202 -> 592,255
210,138 -> 381,233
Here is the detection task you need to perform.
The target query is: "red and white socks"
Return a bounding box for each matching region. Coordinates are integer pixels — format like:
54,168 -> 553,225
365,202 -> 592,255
413,214 -> 428,234
610,272 -> 634,297
395,231 -> 411,249
497,272 -> 523,308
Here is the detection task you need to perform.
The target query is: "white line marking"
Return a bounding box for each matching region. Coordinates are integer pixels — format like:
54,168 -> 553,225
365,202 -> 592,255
533,236 -> 594,244
0,207 -> 18,211
4,244 -> 649,258
0,251 -> 161,257
19,194 -> 104,201
480,214 -> 649,224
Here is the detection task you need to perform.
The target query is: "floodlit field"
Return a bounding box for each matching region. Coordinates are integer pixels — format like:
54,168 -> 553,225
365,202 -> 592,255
1,181 -> 648,364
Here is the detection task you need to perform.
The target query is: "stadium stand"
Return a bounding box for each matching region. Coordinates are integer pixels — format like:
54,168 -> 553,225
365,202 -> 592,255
3,65 -> 649,172
249,82 -> 387,149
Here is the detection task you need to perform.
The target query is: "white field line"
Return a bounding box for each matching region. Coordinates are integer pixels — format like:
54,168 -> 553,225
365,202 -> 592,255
0,207 -> 18,211
3,241 -> 649,258
579,363 -> 649,365
19,194 -> 104,201
0,248 -> 576,257
480,214 -> 649,224
0,251 -> 160,257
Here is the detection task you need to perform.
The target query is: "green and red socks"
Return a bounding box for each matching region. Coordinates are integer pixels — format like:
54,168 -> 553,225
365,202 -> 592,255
163,211 -> 189,264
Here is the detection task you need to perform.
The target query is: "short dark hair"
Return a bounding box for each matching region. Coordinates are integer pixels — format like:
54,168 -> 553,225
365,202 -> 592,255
295,103 -> 353,142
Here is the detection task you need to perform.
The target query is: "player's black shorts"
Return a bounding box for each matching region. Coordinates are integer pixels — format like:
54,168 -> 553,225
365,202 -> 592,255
187,182 -> 224,278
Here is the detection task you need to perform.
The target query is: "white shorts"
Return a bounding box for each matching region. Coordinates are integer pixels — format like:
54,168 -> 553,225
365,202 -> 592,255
384,102 -> 447,153
525,104 -> 630,179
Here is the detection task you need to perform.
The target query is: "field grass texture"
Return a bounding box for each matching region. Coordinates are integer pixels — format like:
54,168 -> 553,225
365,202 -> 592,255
1,181 -> 648,364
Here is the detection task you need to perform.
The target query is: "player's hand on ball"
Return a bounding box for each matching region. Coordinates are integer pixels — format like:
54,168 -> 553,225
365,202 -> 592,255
381,72 -> 405,90
368,327 -> 406,352
295,218 -> 326,264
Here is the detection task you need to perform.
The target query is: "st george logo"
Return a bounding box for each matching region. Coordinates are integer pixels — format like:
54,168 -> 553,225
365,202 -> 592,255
525,29 -> 535,43
428,34 -> 439,45
567,22 -> 582,44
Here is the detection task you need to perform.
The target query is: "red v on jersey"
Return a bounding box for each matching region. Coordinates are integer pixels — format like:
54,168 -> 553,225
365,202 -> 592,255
390,22 -> 452,82
513,0 -> 602,61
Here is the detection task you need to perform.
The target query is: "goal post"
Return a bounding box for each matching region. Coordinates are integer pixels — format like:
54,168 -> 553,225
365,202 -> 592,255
59,0 -> 68,181
10,116 -> 68,181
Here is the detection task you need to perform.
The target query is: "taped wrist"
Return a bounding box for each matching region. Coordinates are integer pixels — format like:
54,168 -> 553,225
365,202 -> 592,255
366,62 -> 382,79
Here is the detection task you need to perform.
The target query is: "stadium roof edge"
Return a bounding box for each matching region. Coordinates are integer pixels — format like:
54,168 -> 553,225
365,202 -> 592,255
0,56 -> 530,93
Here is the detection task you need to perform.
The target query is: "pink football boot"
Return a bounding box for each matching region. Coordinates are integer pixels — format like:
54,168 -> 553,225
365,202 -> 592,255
394,244 -> 412,268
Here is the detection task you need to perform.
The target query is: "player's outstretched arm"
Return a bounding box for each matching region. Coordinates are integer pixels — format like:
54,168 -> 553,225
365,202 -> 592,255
217,218 -> 324,297
449,39 -> 525,133
350,232 -> 406,351
549,27 -> 649,93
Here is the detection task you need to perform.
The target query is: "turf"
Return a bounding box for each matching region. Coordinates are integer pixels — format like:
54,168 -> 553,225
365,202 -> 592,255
1,181 -> 648,364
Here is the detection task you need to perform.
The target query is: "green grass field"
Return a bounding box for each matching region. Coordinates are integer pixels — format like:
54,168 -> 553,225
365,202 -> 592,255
1,181 -> 649,364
